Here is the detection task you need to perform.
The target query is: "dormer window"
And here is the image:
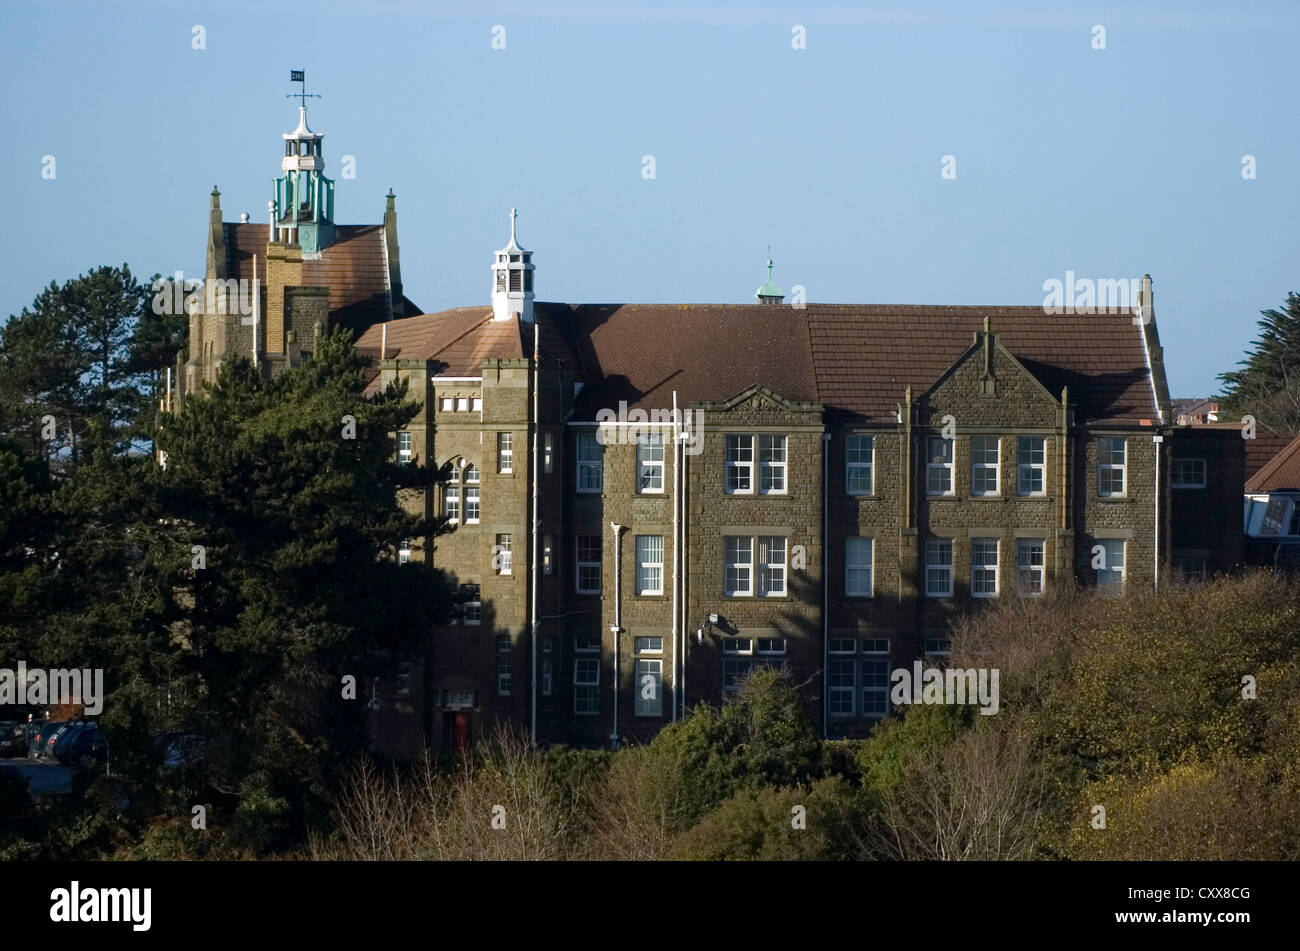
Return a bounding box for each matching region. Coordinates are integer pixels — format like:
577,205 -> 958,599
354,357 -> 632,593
510,254 -> 520,263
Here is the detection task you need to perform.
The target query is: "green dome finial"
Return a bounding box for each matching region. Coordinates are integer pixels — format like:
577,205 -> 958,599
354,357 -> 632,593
755,246 -> 784,303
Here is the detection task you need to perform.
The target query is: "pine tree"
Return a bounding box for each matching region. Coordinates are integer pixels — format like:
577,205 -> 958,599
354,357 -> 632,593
1219,292 -> 1300,436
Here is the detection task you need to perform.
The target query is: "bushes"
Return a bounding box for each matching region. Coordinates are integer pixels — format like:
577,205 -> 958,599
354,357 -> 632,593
262,572 -> 1300,860
669,777 -> 863,861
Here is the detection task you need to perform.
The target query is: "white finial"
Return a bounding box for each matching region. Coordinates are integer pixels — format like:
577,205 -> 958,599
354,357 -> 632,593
510,207 -> 518,243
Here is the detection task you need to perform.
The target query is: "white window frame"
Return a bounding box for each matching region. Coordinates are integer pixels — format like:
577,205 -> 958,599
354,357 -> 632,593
637,433 -> 665,493
543,535 -> 553,575
398,538 -> 412,565
498,432 -> 513,474
577,433 -> 603,493
634,636 -> 663,654
860,656 -> 891,720
634,658 -> 663,717
828,659 -> 856,717
574,658 -> 600,715
496,533 -> 512,576
925,538 -> 954,597
496,658 -> 511,697
971,537 -> 999,597
543,432 -> 554,474
1016,538 -> 1045,596
845,537 -> 873,597
576,535 -> 601,594
846,435 -> 874,495
636,535 -> 664,595
471,396 -> 482,412
757,536 -> 786,596
722,637 -> 755,694
397,431 -> 412,463
461,584 -> 481,625
758,435 -> 787,494
1098,438 -> 1127,497
724,536 -> 753,596
541,657 -> 553,696
725,435 -> 753,494
1171,457 -> 1206,489
464,485 -> 480,524
1017,436 -> 1046,497
439,397 -> 453,412
970,435 -> 1000,496
444,485 -> 460,523
456,397 -> 468,412
1096,538 -> 1125,590
926,436 -> 954,496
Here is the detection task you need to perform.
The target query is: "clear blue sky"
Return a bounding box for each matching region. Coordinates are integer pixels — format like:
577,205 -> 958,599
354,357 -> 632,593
1,0 -> 1296,396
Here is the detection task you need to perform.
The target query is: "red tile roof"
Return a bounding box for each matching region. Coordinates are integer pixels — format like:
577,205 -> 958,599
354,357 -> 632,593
225,223 -> 408,332
353,302 -> 1161,425
1246,434 -> 1300,492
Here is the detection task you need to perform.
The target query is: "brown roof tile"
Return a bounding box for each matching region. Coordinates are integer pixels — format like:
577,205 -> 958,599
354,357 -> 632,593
1246,434 -> 1300,492
353,302 -> 1161,426
225,223 -> 400,333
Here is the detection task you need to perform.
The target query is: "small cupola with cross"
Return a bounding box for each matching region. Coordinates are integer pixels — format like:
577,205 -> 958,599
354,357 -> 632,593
491,208 -> 535,323
272,69 -> 335,253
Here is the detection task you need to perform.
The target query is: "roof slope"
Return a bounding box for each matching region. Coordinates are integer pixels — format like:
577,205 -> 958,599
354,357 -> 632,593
225,223 -> 405,332
354,302 -> 1161,425
1246,434 -> 1300,492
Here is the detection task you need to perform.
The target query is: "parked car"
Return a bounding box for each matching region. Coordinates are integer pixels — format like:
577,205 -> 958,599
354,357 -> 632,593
58,724 -> 108,767
37,721 -> 75,761
51,722 -> 89,762
29,721 -> 66,759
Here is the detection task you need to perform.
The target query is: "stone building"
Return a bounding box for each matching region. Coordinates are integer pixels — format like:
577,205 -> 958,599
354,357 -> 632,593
356,233 -> 1245,751
184,100 -> 1245,753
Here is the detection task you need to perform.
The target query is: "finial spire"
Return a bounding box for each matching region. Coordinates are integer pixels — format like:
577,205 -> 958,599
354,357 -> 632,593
510,207 -> 518,244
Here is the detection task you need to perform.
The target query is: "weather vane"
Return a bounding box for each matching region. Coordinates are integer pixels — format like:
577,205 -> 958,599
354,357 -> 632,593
287,69 -> 321,109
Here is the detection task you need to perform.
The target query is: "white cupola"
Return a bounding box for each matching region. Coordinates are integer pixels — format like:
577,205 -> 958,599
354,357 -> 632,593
491,208 -> 535,323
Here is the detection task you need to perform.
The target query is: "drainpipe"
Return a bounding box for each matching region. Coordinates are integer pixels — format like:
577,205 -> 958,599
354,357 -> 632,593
681,447 -> 689,716
822,432 -> 830,737
671,392 -> 679,722
1153,431 -> 1163,593
610,522 -> 625,748
530,322 -> 540,744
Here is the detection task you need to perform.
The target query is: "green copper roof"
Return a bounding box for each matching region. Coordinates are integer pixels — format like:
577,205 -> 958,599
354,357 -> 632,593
755,256 -> 783,299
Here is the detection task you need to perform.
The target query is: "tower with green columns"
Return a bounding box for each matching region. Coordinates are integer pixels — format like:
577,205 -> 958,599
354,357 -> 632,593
273,105 -> 336,254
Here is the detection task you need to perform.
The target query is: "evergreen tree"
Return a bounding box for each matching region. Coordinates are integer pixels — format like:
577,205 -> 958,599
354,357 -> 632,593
1219,291 -> 1300,435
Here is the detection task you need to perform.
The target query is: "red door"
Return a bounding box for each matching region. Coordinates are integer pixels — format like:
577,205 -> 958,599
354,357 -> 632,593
452,713 -> 470,754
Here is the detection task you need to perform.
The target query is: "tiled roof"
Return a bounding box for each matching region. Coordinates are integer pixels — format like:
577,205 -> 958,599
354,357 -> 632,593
354,302 -> 1161,425
225,223 -> 403,332
1246,434 -> 1300,492
803,306 -> 1156,424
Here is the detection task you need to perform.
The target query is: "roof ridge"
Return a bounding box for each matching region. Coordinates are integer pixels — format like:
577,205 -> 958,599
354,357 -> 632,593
1246,433 -> 1300,491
